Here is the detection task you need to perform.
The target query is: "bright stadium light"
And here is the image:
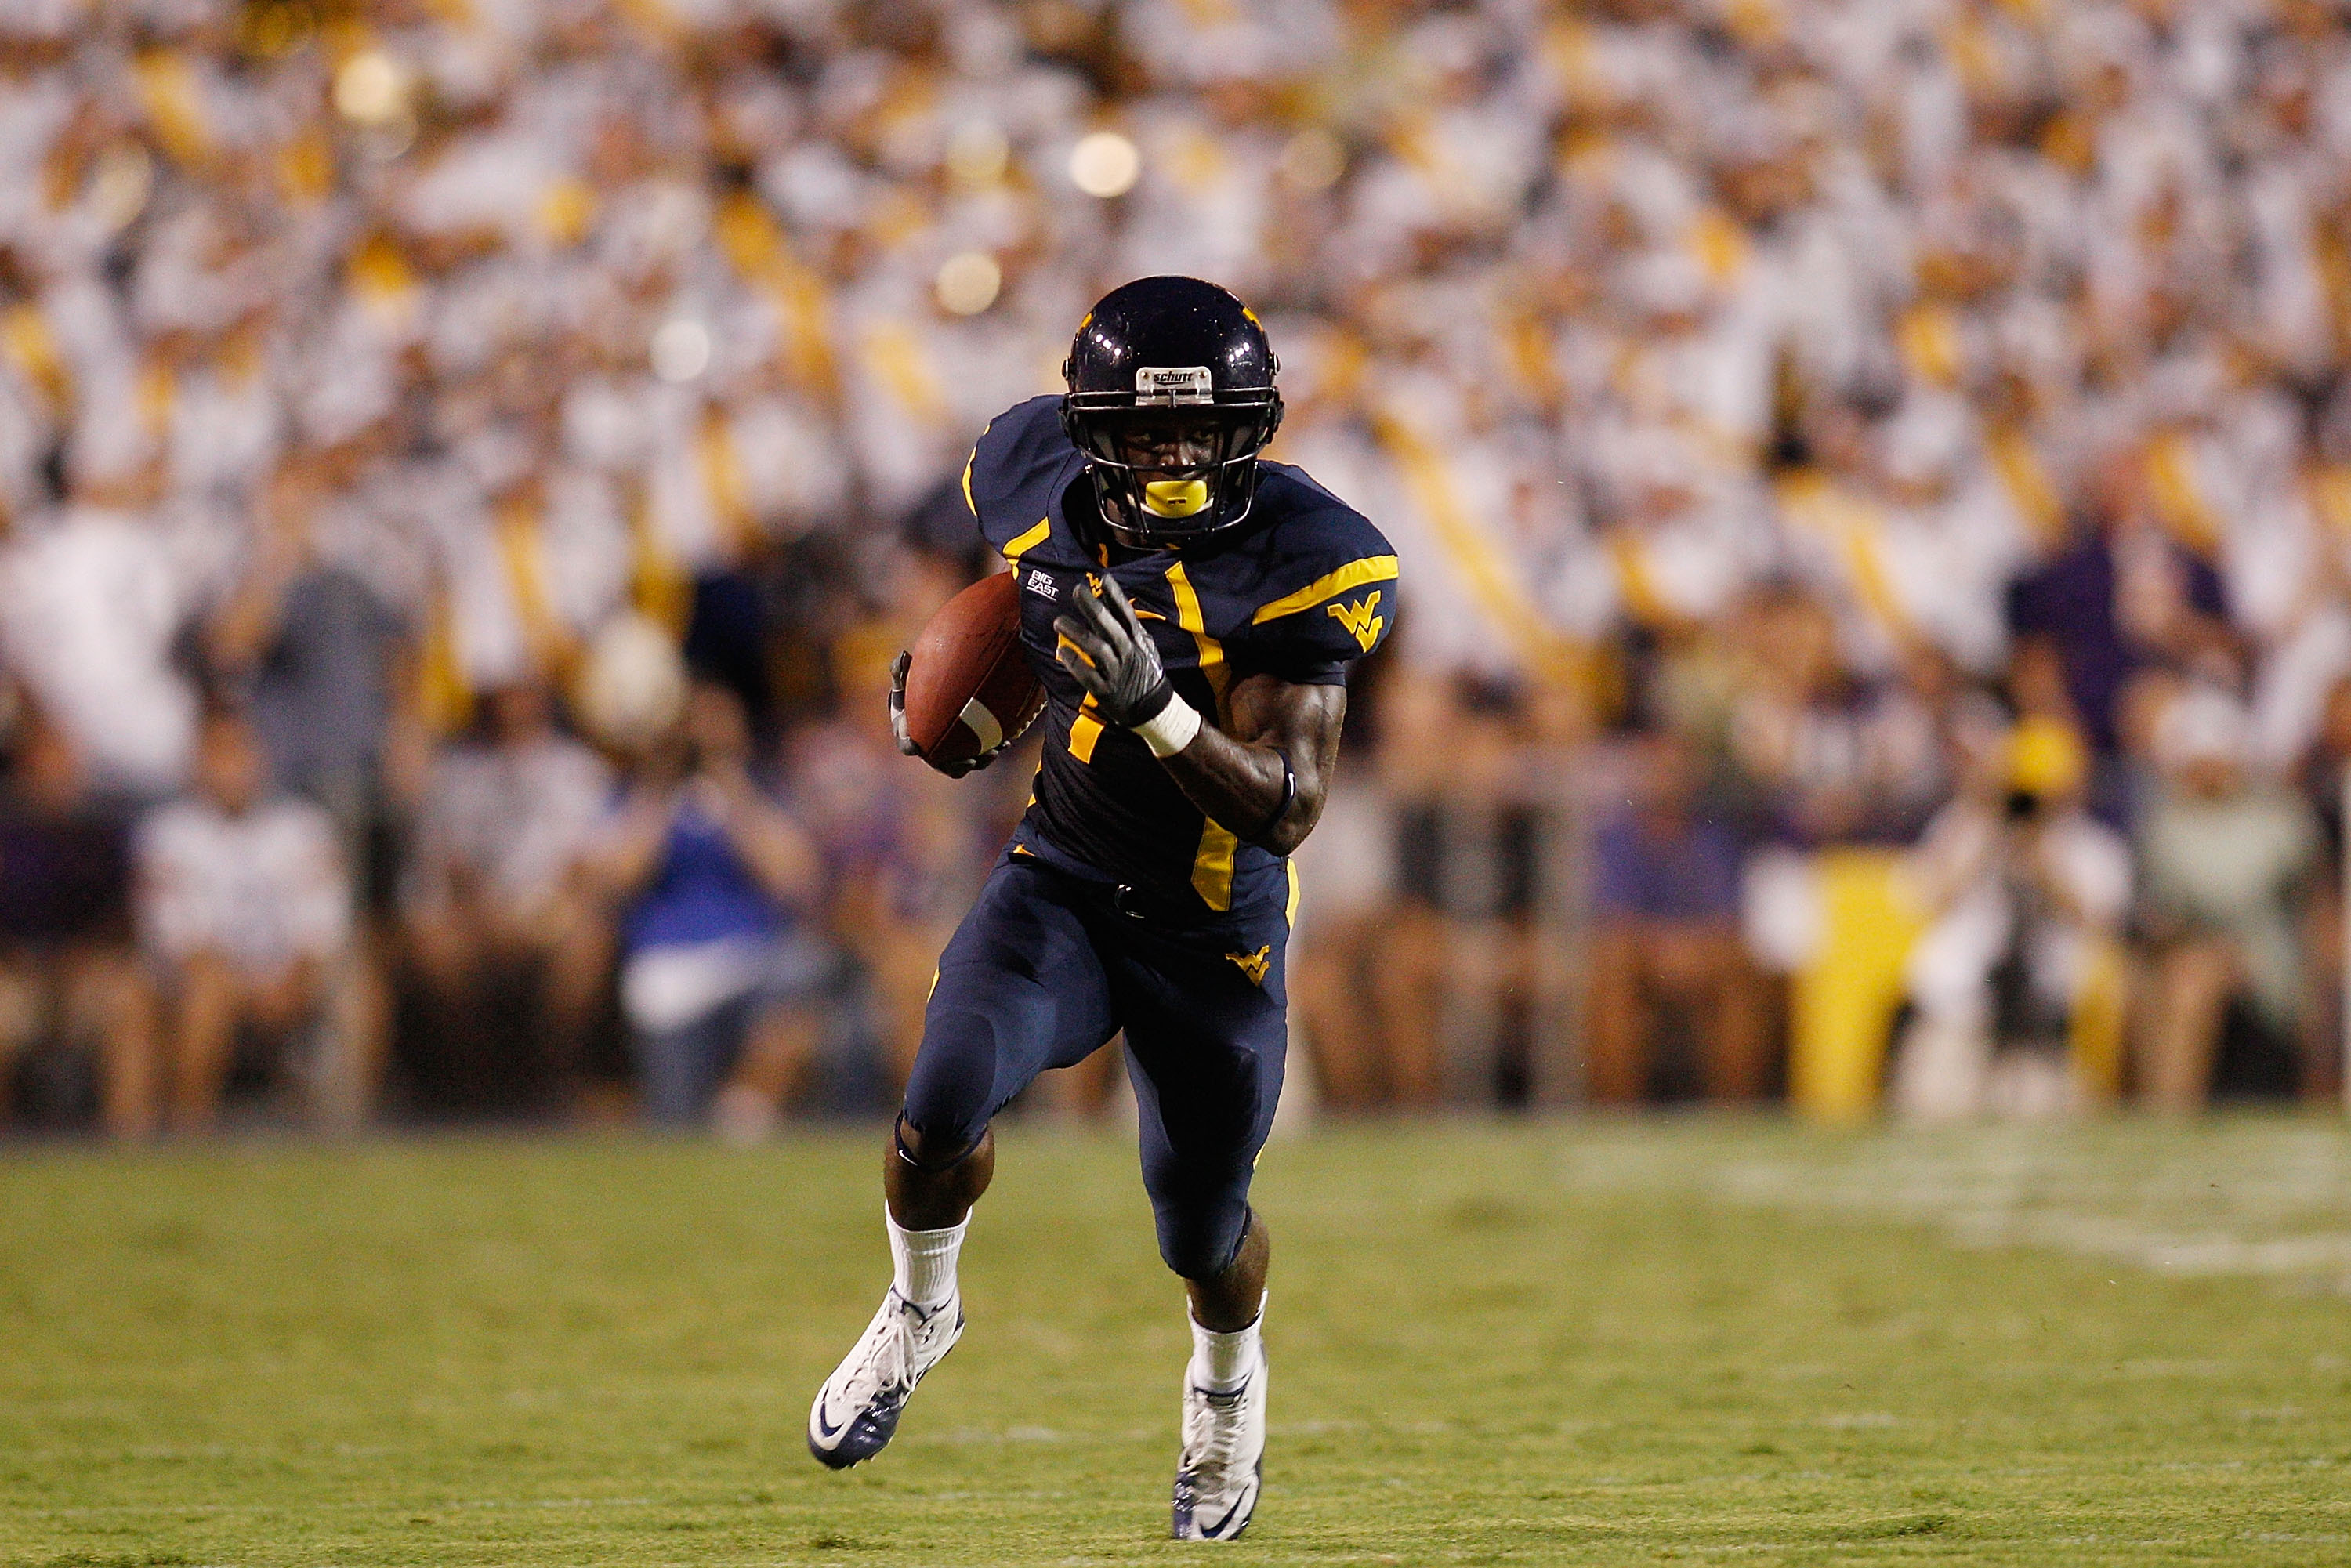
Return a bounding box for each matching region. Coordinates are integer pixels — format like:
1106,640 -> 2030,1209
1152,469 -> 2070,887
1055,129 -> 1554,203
935,252 -> 1002,316
333,50 -> 408,125
1068,131 -> 1139,198
650,318 -> 711,382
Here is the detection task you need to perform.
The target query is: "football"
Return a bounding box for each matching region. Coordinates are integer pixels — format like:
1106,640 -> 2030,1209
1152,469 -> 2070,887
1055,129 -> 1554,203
902,569 -> 1045,768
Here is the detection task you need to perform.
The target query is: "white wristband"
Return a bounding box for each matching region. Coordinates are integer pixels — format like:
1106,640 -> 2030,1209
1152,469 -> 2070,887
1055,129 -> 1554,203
1134,693 -> 1201,758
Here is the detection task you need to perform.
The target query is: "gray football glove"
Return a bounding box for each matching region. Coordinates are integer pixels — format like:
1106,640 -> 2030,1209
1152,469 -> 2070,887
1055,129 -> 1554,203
889,650 -> 997,779
1053,575 -> 1175,730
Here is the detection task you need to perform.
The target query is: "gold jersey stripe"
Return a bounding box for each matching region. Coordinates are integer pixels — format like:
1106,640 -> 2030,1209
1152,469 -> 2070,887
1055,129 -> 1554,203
1249,555 -> 1400,624
1068,711 -> 1104,762
961,447 -> 979,516
1285,860 -> 1300,925
1164,561 -> 1229,713
1169,558 -> 1239,910
1002,516 -> 1051,564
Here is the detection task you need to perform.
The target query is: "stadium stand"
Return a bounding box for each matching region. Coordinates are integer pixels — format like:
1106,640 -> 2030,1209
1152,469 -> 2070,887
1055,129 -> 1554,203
2,0 -> 2349,1131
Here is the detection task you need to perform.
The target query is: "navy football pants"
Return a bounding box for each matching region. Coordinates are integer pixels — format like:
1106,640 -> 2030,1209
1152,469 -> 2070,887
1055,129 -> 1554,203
903,849 -> 1289,1280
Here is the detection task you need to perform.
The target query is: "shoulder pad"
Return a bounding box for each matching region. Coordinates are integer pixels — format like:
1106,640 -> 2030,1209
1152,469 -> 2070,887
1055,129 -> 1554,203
1230,467 -> 1399,675
965,396 -> 1082,563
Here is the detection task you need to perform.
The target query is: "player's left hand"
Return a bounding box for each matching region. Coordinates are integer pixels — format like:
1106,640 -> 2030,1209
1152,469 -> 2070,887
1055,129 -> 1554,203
1055,575 -> 1175,729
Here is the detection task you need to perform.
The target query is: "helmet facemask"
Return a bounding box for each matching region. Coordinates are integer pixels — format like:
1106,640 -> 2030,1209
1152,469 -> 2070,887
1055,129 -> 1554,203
1063,375 -> 1282,549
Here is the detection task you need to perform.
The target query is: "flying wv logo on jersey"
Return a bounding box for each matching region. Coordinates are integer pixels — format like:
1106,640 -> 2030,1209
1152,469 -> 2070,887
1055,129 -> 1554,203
1326,590 -> 1384,652
1224,945 -> 1272,986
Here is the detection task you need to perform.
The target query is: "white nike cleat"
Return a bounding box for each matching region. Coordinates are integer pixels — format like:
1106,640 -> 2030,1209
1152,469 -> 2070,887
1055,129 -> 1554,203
1170,1343 -> 1266,1541
807,1288 -> 962,1470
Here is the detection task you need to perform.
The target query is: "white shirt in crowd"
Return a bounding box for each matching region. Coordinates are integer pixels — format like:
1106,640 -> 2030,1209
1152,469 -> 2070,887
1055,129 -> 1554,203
1904,799 -> 2134,1033
136,797 -> 350,978
0,508 -> 196,795
407,735 -> 614,924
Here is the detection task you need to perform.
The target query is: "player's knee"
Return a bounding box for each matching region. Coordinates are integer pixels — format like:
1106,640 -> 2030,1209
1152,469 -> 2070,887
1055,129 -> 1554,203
895,1114 -> 986,1172
1155,1200 -> 1248,1281
900,1008 -> 1002,1151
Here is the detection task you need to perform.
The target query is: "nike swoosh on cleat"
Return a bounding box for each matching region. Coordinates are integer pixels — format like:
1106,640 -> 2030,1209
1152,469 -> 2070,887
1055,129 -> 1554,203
1201,1486 -> 1252,1539
813,1407 -> 844,1439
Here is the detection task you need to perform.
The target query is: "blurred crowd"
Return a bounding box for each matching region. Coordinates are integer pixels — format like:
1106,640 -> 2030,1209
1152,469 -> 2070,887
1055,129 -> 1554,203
4,0 -> 2351,1136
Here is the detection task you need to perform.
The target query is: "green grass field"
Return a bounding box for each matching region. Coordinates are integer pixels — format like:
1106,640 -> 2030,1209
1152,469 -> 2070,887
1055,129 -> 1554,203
4,1116 -> 2349,1566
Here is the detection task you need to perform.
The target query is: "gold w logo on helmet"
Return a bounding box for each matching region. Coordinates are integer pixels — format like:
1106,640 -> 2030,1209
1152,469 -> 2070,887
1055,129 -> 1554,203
1225,945 -> 1271,985
1326,590 -> 1383,652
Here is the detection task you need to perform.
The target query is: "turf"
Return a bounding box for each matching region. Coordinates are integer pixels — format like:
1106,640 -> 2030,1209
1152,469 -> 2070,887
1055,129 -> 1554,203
2,1116 -> 2348,1566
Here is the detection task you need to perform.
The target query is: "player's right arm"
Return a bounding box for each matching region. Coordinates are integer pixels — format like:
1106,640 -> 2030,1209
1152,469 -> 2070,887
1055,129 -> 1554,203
1053,576 -> 1346,855
1160,672 -> 1346,856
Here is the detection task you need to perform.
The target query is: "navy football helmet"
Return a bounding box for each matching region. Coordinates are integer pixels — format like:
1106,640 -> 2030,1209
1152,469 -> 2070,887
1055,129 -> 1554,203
1061,277 -> 1284,549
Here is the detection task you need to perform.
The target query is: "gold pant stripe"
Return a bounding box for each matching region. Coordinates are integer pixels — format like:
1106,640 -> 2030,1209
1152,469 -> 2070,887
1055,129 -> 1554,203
1190,818 -> 1237,912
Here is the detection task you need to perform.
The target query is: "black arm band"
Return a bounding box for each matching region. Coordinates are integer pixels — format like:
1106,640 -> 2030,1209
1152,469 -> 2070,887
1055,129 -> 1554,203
1243,751 -> 1297,846
1130,676 -> 1176,726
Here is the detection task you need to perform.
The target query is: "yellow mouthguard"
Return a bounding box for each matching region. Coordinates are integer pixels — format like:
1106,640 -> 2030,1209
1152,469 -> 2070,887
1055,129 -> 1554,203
1141,479 -> 1209,518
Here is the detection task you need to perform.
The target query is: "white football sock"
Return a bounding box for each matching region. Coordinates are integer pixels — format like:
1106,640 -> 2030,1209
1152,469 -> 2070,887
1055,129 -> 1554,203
1188,1294 -> 1265,1393
888,1209 -> 966,1309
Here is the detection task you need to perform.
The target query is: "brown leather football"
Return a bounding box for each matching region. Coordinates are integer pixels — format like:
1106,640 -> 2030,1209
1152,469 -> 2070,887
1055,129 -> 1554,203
902,570 -> 1045,767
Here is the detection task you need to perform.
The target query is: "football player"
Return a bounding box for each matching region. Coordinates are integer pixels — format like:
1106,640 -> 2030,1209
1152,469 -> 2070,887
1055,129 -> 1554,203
808,277 -> 1396,1541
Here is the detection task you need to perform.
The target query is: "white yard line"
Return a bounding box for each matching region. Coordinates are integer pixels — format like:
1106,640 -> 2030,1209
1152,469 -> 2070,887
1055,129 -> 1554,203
1563,1121 -> 2351,1294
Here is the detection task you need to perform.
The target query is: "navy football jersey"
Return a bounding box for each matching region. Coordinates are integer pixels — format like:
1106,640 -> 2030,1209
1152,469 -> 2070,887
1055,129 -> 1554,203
962,395 -> 1396,917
